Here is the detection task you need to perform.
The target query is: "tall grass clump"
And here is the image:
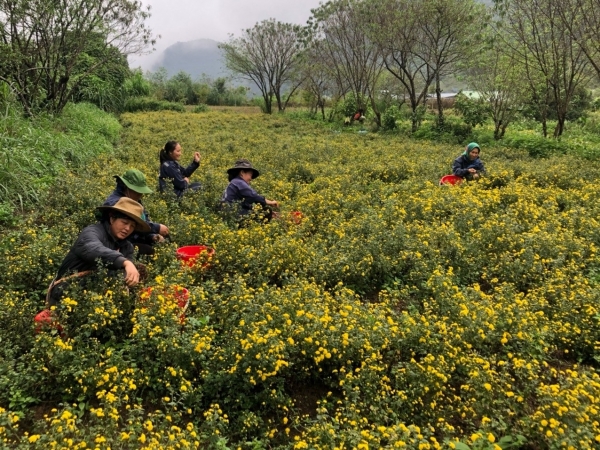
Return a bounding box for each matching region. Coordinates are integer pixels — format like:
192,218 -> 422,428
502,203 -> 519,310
0,102 -> 120,219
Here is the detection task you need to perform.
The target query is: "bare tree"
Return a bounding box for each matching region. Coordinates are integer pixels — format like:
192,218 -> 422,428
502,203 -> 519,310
556,0 -> 600,79
220,19 -> 304,114
368,0 -> 481,132
494,0 -> 593,137
296,45 -> 333,120
463,36 -> 530,139
308,0 -> 385,126
421,0 -> 484,127
0,0 -> 155,115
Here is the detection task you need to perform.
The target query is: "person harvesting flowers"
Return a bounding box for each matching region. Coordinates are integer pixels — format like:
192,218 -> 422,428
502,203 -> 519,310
103,168 -> 169,256
453,142 -> 486,180
221,158 -> 279,224
46,197 -> 150,307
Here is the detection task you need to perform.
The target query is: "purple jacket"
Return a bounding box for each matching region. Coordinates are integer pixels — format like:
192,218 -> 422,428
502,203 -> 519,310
221,177 -> 266,215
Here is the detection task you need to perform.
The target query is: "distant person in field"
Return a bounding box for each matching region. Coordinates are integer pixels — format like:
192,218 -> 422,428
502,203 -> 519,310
453,142 -> 486,180
103,169 -> 169,256
353,108 -> 365,123
221,159 -> 279,223
47,198 -> 149,307
158,140 -> 202,197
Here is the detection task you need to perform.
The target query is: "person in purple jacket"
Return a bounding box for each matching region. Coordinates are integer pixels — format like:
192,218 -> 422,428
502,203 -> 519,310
158,140 -> 202,197
221,159 -> 279,223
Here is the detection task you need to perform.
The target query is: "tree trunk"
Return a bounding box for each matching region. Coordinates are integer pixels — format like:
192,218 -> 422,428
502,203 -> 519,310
435,74 -> 444,128
541,117 -> 547,138
554,117 -> 565,137
494,122 -> 502,140
262,92 -> 272,114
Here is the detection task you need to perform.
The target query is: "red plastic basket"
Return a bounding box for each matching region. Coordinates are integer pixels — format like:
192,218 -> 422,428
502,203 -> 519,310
439,174 -> 464,186
34,309 -> 64,337
290,211 -> 304,224
140,286 -> 190,323
176,245 -> 215,268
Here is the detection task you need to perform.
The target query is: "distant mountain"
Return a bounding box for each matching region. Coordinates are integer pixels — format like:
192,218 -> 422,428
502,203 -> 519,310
150,39 -> 228,80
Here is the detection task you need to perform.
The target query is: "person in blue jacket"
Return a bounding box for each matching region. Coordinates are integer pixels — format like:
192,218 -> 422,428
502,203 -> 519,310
103,169 -> 169,255
221,159 -> 279,222
452,142 -> 486,180
158,140 -> 201,197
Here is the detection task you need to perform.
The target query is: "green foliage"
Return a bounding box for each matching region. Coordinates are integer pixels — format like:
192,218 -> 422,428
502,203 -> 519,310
335,93 -> 368,119
381,105 -> 401,131
0,102 -> 120,211
206,78 -> 248,106
454,93 -> 490,128
413,113 -> 474,144
192,104 -> 209,113
2,111 -> 600,448
502,133 -> 567,158
122,97 -> 185,113
122,69 -> 151,98
69,35 -> 131,113
0,0 -> 154,115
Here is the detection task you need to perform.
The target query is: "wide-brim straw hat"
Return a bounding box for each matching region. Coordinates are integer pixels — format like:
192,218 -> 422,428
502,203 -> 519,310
227,159 -> 260,179
114,169 -> 153,194
96,197 -> 151,233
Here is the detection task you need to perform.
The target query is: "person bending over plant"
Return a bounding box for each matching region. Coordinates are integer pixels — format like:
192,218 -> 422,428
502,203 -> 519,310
452,142 -> 486,180
220,159 -> 279,224
47,197 -> 149,307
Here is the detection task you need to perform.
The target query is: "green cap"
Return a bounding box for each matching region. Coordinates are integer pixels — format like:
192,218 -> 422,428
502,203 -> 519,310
115,169 -> 153,194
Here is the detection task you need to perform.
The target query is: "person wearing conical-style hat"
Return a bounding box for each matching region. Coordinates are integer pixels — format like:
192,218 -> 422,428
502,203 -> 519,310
452,142 -> 486,180
221,159 -> 279,222
104,168 -> 169,255
47,197 -> 150,307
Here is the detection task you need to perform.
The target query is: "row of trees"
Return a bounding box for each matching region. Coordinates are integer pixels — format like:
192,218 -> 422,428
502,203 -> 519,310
221,0 -> 600,138
0,0 -> 155,116
0,0 -> 249,116
145,69 -> 249,107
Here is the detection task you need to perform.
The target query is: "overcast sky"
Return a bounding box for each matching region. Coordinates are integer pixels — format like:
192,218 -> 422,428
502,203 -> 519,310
129,0 -> 323,70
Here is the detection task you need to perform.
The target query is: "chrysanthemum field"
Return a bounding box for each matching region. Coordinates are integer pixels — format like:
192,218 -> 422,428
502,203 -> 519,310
1,110 -> 599,449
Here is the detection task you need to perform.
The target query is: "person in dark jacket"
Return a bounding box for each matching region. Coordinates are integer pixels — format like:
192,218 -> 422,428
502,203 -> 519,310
158,140 -> 201,197
104,169 -> 169,255
47,197 -> 150,307
452,142 -> 486,180
221,159 -> 279,222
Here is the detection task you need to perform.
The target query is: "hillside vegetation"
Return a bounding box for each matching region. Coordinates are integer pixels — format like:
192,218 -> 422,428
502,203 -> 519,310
0,110 -> 599,449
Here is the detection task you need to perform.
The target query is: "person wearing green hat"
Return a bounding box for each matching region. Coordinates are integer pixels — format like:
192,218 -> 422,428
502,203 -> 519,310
452,142 -> 486,180
103,169 -> 169,255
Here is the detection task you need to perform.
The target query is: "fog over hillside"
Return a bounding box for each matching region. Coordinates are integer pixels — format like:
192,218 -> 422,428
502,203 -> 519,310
147,38 -> 225,79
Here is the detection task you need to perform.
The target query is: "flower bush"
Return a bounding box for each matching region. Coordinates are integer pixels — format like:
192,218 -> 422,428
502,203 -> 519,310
0,110 -> 599,448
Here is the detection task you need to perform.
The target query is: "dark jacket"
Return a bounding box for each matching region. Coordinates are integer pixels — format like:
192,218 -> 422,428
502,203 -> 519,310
159,160 -> 200,197
54,221 -> 134,280
48,221 -> 134,306
221,177 -> 266,216
103,187 -> 160,245
452,154 -> 485,178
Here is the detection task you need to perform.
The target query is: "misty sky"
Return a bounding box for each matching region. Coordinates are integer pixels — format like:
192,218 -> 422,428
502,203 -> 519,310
129,0 -> 323,70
